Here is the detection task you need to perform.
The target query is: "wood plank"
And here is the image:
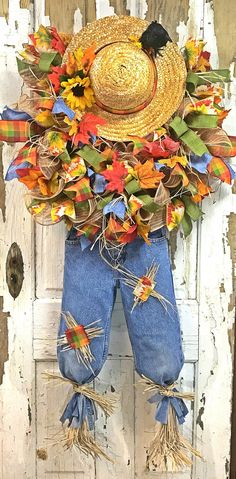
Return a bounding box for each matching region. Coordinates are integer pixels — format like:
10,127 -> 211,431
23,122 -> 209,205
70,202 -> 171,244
36,361 -> 95,478
45,0 -> 96,32
35,222 -> 65,298
0,2 -> 36,478
194,6 -> 236,477
95,358 -> 135,477
145,0 -> 189,41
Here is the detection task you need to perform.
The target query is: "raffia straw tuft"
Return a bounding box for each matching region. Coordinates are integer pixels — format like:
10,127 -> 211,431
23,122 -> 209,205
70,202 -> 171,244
43,371 -> 116,415
43,372 -> 116,460
146,405 -> 202,471
61,421 -> 114,461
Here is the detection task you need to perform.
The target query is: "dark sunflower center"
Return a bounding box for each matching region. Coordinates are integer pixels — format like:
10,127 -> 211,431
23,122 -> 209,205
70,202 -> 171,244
72,84 -> 85,97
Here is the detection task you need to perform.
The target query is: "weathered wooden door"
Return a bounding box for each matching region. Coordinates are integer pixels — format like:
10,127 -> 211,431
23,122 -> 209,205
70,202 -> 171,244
0,1 -> 235,478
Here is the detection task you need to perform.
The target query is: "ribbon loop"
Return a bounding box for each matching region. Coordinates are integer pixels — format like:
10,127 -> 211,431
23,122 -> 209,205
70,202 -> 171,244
148,389 -> 189,425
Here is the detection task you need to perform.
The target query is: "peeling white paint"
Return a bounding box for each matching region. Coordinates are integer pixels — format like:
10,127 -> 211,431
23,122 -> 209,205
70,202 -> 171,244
0,1 -> 235,479
73,8 -> 83,33
95,0 -> 115,19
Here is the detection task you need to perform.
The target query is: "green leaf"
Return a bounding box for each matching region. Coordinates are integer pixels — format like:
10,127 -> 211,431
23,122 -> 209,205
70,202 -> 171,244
185,182 -> 199,195
182,213 -> 192,237
79,145 -> 104,172
182,195 -> 203,221
125,179 -> 140,195
16,57 -> 30,73
39,52 -> 58,72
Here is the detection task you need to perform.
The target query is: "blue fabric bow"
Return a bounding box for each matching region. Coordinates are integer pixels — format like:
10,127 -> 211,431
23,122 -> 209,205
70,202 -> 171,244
5,161 -> 31,180
93,174 -> 106,194
148,389 -> 189,425
60,392 -> 97,430
79,235 -> 92,251
103,199 -> 126,220
1,106 -> 32,121
52,97 -> 75,120
189,153 -> 213,173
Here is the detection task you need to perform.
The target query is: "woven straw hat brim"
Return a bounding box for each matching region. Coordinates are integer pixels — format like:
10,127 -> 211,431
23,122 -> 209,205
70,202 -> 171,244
64,16 -> 187,141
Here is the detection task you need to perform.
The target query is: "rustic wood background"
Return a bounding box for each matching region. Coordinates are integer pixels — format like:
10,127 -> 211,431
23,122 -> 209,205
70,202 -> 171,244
0,1 -> 235,479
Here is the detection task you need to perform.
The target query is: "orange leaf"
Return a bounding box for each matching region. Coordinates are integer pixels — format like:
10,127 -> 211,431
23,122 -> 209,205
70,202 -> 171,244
82,44 -> 96,72
134,160 -> 165,189
18,167 -> 44,190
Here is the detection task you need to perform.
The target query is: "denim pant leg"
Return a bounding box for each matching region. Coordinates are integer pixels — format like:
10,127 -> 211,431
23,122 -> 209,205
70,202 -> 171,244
57,234 -> 116,385
119,231 -> 184,386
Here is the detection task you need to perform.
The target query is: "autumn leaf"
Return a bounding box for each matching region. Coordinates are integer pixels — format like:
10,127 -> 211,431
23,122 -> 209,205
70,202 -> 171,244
18,166 -> 44,190
144,141 -> 169,158
159,155 -> 188,168
35,109 -> 55,127
73,113 -> 106,145
101,159 -> 128,193
48,64 -> 67,93
82,44 -> 96,72
162,136 -> 180,153
135,212 -> 151,244
119,224 -> 137,244
192,181 -> 212,203
36,97 -> 54,110
134,160 -> 165,189
50,27 -> 66,55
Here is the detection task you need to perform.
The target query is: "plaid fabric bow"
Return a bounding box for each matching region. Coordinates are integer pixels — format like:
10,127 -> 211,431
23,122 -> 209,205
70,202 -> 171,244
0,120 -> 31,142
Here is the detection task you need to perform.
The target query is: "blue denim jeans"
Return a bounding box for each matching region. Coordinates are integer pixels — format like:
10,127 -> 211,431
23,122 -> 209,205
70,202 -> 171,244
57,227 -> 184,387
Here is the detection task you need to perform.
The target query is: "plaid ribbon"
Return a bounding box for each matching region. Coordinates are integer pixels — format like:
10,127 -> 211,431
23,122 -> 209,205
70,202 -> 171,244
65,324 -> 89,350
0,120 -> 31,142
79,224 -> 100,241
75,178 -> 93,202
208,156 -> 231,184
65,177 -> 93,202
14,144 -> 37,166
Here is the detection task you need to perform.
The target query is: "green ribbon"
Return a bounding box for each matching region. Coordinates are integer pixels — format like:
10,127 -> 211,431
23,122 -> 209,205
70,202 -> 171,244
186,69 -> 230,94
79,145 -> 105,172
97,194 -> 114,210
136,194 -> 160,213
125,179 -> 140,195
59,149 -> 71,164
169,117 -> 209,156
186,113 -> 218,129
39,52 -> 58,73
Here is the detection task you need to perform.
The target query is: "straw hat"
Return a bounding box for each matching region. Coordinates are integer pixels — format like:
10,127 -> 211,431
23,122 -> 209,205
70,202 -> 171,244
64,15 -> 186,141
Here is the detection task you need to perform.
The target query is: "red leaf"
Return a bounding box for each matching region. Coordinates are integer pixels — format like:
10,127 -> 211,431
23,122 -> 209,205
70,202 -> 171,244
50,27 -> 66,55
74,113 -> 106,145
119,224 -> 137,244
48,65 -> 66,93
101,159 -> 128,193
144,136 -> 180,158
144,142 -> 169,158
162,136 -> 180,153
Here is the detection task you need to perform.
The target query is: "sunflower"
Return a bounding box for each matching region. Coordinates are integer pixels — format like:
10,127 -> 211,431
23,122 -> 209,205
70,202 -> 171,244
61,75 -> 95,111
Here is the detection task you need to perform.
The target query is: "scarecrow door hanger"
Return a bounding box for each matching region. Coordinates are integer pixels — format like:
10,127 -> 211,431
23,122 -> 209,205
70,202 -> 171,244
0,1 -> 235,479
